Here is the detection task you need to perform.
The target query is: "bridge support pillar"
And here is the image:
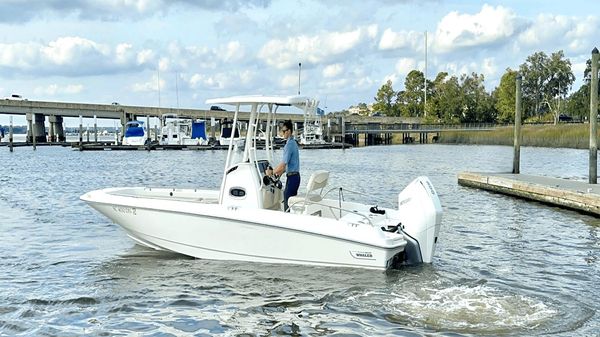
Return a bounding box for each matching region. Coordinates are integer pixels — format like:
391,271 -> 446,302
48,116 -> 56,142
24,113 -> 47,143
26,112 -> 33,143
119,112 -> 133,144
49,115 -> 65,142
33,114 -> 46,143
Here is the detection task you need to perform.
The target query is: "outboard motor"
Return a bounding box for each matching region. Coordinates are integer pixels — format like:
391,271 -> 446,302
397,176 -> 442,264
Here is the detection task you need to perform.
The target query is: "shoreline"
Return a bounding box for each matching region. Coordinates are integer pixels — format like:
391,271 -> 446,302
434,123 -> 597,149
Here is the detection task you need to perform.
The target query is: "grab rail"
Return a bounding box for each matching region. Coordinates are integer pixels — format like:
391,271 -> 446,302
320,186 -> 396,209
287,199 -> 375,227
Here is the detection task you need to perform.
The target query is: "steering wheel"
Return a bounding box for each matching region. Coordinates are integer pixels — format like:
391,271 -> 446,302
263,166 -> 282,189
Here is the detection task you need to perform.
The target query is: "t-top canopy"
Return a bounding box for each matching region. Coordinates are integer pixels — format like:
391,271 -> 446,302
206,95 -> 314,110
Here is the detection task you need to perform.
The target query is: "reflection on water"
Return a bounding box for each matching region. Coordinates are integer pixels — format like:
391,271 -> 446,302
0,145 -> 599,336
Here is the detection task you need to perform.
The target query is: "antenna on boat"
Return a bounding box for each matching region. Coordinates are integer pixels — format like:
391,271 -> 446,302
298,62 -> 302,95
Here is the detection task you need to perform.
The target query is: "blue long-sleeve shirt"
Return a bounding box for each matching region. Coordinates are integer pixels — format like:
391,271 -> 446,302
282,136 -> 299,173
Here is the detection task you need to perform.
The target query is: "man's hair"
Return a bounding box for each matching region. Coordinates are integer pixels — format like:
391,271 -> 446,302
283,120 -> 293,131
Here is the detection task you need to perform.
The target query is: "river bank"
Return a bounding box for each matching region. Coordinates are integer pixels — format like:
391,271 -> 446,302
434,123 -> 596,149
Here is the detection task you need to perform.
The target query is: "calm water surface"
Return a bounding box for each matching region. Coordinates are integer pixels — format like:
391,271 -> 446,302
0,144 -> 599,336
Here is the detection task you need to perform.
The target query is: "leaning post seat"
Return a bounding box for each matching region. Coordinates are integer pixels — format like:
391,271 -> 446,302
288,170 -> 329,213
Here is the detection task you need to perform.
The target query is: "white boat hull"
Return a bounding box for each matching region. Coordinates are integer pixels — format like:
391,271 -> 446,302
122,135 -> 146,146
81,188 -> 407,270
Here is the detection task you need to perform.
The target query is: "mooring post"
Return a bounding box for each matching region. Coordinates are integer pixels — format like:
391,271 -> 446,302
146,115 -> 151,151
341,115 -> 346,149
590,48 -> 599,184
32,119 -> 36,151
94,115 -> 98,143
513,73 -> 522,174
79,115 -> 83,151
9,116 -> 13,152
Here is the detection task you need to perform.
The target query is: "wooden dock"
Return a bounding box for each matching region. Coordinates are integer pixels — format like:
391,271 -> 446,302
458,172 -> 600,216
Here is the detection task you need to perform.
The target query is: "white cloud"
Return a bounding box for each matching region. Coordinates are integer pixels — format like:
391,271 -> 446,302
258,25 -> 378,69
280,74 -> 298,89
433,4 -> 520,53
323,63 -> 343,78
518,14 -> 600,53
378,28 -> 422,51
221,41 -> 245,63
188,71 -> 253,91
0,37 -> 153,76
137,49 -> 156,65
132,74 -> 162,92
480,58 -> 497,77
34,84 -> 84,96
395,58 -> 417,75
41,37 -> 109,65
0,0 -> 272,23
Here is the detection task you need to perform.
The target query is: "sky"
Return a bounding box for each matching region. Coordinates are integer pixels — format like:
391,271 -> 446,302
1,0 -> 599,126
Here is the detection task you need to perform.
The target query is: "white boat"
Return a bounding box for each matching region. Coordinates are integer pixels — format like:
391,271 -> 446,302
122,120 -> 147,146
81,95 -> 442,270
300,102 -> 326,145
159,114 -> 208,146
218,118 -> 241,146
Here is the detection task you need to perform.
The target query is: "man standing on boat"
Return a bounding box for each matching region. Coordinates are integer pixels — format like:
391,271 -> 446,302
267,120 -> 300,211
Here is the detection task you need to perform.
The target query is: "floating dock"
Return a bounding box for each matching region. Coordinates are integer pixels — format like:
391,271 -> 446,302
458,172 -> 600,216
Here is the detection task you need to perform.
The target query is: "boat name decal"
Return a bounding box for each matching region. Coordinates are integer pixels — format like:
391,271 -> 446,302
112,205 -> 137,215
350,251 -> 374,259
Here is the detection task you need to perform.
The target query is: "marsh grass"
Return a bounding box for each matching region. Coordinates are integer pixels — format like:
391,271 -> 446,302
437,124 -> 597,149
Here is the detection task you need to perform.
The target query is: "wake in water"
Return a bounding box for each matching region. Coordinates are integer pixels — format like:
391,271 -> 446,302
330,279 -> 593,336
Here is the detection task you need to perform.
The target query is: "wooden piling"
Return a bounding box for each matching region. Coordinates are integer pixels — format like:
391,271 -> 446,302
94,115 -> 98,143
79,115 -> 83,151
590,48 -> 598,184
341,116 -> 346,149
9,116 -> 13,152
32,121 -> 36,150
146,115 -> 151,151
513,74 -> 522,174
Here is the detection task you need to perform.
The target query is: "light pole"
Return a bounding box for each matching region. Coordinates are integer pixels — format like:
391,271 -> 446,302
298,62 -> 302,95
424,31 -> 427,117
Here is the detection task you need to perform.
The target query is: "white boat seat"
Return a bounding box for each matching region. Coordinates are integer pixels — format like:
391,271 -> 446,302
288,170 -> 329,212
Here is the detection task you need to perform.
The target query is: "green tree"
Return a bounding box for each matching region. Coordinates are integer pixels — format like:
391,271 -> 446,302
373,80 -> 397,116
519,51 -> 549,118
519,50 -> 575,123
565,58 -> 600,120
565,84 -> 589,120
428,72 -> 463,123
397,70 -> 425,117
493,68 -> 518,123
357,102 -> 369,116
460,72 -> 495,123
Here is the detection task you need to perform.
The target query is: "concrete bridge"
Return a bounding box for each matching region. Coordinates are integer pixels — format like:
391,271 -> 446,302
0,99 -> 315,142
0,98 -> 494,145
